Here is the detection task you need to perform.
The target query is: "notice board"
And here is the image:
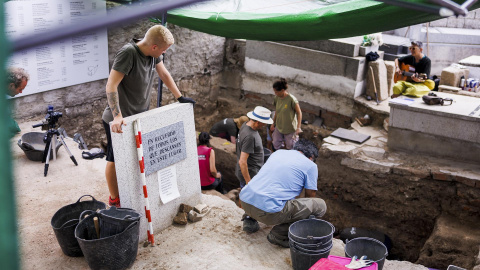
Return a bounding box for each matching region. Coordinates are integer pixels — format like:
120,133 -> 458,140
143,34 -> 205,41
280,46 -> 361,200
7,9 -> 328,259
5,0 -> 109,98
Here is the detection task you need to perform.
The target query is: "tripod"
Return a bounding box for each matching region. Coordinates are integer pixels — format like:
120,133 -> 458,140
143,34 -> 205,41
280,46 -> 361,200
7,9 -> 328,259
41,128 -> 78,177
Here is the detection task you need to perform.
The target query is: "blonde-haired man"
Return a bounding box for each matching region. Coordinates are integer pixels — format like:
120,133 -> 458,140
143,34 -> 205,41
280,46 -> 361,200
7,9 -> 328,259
102,25 -> 195,207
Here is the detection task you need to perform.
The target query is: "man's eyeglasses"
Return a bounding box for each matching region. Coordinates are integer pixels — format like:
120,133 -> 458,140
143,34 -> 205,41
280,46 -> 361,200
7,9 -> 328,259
409,46 -> 418,51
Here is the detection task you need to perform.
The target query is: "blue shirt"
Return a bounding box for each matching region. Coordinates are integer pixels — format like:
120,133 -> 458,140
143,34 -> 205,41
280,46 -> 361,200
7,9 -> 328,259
239,149 -> 318,213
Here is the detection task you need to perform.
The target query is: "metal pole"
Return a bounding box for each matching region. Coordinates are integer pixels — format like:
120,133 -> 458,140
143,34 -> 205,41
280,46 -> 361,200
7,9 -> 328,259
0,1 -> 20,268
461,0 -> 478,9
428,0 -> 468,15
10,0 -> 204,52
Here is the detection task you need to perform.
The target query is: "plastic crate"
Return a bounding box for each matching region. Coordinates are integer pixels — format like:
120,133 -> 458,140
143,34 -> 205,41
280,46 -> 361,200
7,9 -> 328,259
309,258 -> 347,270
316,255 -> 378,270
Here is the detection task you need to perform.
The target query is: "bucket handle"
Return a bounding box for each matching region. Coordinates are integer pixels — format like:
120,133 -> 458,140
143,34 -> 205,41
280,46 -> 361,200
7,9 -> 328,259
292,241 -> 332,253
79,210 -> 96,221
17,139 -> 35,151
291,239 -> 331,248
76,195 -> 98,204
58,218 -> 79,230
123,221 -> 139,233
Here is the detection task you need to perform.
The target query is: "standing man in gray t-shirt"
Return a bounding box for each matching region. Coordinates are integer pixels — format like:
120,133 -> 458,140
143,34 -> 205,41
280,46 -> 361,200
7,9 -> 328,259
102,25 -> 195,207
236,106 -> 273,233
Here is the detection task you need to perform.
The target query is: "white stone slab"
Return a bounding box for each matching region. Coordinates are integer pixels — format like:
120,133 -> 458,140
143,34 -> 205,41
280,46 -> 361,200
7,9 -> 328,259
389,92 -> 480,143
361,146 -> 386,160
111,103 -> 201,242
323,136 -> 341,145
325,144 -> 358,153
459,55 -> 480,67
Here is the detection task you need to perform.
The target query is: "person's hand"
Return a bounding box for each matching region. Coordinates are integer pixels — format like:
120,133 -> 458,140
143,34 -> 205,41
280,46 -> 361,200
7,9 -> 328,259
216,172 -> 221,178
411,73 -> 423,83
270,125 -> 275,133
295,127 -> 302,135
395,66 -> 402,75
111,116 -> 126,133
177,96 -> 196,106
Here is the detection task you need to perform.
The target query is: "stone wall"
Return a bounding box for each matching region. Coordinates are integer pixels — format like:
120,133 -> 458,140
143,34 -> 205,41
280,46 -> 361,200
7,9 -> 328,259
428,9 -> 480,29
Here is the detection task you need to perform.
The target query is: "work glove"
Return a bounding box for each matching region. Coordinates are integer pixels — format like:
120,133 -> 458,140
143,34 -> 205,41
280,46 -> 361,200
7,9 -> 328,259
345,256 -> 373,269
177,96 -> 196,106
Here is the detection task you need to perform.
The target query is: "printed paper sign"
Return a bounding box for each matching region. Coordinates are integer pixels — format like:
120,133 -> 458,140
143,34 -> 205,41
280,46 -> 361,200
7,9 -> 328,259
157,165 -> 180,204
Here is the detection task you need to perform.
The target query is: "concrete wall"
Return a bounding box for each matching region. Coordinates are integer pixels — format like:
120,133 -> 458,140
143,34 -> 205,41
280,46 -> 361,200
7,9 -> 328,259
428,9 -> 480,29
243,40 -> 367,120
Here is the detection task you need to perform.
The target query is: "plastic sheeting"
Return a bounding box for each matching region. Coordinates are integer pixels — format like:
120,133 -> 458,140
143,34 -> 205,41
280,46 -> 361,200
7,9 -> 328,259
167,0 -> 480,40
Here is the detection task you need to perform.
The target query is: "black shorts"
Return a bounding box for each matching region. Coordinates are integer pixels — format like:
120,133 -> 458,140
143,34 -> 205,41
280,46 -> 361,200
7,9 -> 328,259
103,121 -> 115,162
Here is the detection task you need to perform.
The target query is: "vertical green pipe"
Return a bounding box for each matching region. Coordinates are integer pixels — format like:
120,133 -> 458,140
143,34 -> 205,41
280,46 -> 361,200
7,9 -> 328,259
0,2 -> 20,270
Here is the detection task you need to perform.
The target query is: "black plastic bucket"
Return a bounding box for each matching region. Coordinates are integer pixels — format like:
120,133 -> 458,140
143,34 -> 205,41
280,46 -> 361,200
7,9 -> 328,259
288,216 -> 334,245
289,240 -> 332,270
75,210 -> 140,270
51,195 -> 106,257
345,237 -> 388,270
18,132 -> 62,161
339,227 -> 392,253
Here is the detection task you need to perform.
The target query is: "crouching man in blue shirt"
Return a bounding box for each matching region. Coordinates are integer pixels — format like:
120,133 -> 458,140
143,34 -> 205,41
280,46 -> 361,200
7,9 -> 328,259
239,138 -> 327,248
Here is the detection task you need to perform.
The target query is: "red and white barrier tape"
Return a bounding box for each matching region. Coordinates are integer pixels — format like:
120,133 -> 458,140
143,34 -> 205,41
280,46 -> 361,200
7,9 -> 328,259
134,119 -> 155,246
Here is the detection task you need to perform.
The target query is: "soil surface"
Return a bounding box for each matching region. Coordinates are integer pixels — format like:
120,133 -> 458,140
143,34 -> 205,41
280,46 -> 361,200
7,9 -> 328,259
13,120 -> 428,270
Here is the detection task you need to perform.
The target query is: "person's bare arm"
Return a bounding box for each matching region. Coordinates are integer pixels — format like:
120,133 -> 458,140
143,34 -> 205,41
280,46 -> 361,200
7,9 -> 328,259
230,136 -> 236,144
270,113 -> 277,132
305,189 -> 317,198
238,151 -> 251,184
156,61 -> 182,99
106,70 -> 126,133
394,58 -> 402,74
209,149 -> 220,178
294,103 -> 302,135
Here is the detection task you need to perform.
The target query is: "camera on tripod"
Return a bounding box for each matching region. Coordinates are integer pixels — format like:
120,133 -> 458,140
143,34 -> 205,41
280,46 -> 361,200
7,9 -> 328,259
32,105 -> 77,176
33,105 -> 63,131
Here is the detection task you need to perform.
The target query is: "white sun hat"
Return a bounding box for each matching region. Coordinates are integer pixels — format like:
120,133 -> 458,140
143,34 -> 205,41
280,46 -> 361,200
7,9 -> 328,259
247,106 -> 274,125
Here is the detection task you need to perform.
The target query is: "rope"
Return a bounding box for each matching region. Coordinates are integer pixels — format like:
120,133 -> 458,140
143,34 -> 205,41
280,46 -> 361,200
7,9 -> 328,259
134,120 -> 155,246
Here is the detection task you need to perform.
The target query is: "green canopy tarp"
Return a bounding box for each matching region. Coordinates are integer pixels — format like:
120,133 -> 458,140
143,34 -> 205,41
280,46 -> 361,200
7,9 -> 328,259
167,0 -> 480,40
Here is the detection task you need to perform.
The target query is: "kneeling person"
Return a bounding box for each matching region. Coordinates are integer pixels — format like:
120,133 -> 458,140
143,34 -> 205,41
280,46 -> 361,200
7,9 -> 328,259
239,139 -> 326,248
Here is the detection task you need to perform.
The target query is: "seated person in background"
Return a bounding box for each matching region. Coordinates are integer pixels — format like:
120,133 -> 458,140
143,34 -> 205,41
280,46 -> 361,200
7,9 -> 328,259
392,41 -> 434,98
239,139 -> 327,248
197,132 -> 224,194
6,67 -> 29,137
210,116 -> 249,144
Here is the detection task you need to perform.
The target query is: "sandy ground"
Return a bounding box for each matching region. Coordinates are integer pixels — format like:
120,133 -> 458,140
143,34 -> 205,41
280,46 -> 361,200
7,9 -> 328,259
12,120 -> 428,270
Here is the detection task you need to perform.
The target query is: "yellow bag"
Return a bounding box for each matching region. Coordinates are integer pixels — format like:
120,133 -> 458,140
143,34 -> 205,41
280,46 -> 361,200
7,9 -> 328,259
424,79 -> 435,90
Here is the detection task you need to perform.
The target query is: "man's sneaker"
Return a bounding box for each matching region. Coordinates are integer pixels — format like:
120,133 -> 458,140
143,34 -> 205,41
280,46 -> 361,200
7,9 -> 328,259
267,233 -> 290,248
109,196 -> 121,208
241,215 -> 260,233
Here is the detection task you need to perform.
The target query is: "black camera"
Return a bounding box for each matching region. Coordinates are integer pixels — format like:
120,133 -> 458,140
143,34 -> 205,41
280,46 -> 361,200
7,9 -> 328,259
33,105 -> 63,130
